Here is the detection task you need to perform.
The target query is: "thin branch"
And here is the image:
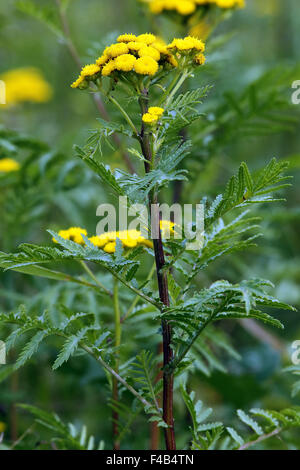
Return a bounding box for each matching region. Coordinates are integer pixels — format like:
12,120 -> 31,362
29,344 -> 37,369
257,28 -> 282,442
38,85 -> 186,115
121,262 -> 156,323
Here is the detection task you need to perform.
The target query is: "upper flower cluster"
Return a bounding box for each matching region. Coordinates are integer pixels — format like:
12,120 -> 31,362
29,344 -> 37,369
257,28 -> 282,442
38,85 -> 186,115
140,0 -> 245,15
71,34 -> 205,89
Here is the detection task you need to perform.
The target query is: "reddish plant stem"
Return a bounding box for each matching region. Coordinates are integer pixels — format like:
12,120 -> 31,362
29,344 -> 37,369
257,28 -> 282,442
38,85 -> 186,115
139,89 -> 176,451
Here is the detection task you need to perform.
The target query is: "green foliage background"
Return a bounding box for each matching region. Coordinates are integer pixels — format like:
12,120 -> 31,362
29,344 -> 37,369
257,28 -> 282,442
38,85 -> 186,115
0,0 -> 299,450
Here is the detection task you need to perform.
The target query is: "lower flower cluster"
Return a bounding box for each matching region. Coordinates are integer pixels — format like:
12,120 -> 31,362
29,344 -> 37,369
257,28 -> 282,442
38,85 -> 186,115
71,33 -> 205,90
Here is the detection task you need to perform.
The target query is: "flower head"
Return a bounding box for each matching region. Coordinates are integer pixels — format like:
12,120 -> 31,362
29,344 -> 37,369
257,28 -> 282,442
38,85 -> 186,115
105,43 -> 129,58
140,0 -> 245,16
142,112 -> 159,124
195,53 -> 206,65
71,33 -> 204,89
53,227 -> 88,245
136,33 -> 157,45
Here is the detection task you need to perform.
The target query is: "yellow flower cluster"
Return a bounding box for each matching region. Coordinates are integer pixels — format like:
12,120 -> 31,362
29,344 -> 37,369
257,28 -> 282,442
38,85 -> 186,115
53,222 -> 175,254
142,106 -> 165,124
71,34 -> 205,88
141,0 -> 245,15
0,68 -> 52,106
0,158 -> 20,173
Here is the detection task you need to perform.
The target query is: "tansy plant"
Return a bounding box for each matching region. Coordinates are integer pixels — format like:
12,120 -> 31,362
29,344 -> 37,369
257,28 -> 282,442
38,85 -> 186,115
0,27 -> 298,451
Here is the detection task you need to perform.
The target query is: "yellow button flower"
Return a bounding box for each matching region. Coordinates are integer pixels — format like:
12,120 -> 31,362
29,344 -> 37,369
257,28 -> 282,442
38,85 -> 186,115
167,36 -> 205,52
176,1 -> 197,15
81,64 -> 101,78
0,422 -> 6,433
53,227 -> 88,245
105,43 -> 129,58
143,0 -> 245,15
127,42 -> 144,52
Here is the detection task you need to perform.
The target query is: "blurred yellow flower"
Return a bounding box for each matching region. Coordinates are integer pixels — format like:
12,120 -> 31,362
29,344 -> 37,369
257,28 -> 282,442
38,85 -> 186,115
0,67 -> 52,106
0,158 -> 20,173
